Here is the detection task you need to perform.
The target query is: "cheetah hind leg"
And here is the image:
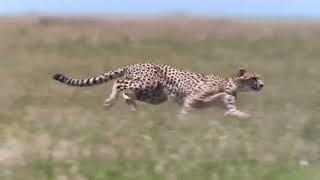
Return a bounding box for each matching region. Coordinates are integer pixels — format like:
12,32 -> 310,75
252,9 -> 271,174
104,79 -> 150,110
122,90 -> 137,111
104,80 -> 126,109
177,97 -> 195,120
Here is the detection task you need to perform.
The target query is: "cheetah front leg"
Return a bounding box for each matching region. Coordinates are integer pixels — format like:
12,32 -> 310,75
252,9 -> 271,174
178,92 -> 227,119
222,94 -> 250,119
178,92 -> 250,119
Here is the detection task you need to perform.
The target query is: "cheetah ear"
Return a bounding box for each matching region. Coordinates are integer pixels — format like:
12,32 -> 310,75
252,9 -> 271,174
239,68 -> 246,77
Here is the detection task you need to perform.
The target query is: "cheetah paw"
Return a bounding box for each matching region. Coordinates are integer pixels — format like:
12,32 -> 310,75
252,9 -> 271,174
224,110 -> 251,119
103,100 -> 114,109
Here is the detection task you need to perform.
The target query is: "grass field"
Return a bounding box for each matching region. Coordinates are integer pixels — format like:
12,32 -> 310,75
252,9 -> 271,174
0,16 -> 320,180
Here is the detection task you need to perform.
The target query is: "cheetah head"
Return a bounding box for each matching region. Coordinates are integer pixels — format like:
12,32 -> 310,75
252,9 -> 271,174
236,68 -> 264,92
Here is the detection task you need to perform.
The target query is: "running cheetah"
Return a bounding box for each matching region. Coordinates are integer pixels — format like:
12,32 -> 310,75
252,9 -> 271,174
53,63 -> 264,118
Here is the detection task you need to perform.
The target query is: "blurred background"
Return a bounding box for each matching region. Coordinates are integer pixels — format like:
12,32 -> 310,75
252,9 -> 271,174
1,1 -> 320,180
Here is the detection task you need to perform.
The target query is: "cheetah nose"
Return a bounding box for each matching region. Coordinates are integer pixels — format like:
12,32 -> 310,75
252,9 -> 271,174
259,84 -> 264,88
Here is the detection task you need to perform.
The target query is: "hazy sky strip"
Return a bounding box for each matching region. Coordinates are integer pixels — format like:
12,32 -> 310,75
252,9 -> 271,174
0,0 -> 320,16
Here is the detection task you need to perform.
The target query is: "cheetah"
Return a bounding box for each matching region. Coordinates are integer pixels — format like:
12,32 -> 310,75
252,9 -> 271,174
53,63 -> 264,118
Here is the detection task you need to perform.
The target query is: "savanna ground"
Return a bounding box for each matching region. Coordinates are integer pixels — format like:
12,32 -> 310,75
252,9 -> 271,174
0,16 -> 320,180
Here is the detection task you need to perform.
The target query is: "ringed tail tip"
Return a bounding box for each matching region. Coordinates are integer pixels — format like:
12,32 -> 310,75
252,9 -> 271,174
53,73 -> 63,81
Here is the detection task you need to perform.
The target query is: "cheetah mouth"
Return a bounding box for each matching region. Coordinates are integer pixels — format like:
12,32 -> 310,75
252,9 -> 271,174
251,85 -> 263,91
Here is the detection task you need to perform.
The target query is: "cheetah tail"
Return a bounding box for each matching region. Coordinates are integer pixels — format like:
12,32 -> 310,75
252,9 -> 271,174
52,67 -> 125,87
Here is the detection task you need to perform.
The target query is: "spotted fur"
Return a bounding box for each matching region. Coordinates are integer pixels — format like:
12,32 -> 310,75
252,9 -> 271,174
53,63 -> 264,118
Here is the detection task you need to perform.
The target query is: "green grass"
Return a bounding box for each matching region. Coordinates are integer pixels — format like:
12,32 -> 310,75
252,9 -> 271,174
0,16 -> 320,180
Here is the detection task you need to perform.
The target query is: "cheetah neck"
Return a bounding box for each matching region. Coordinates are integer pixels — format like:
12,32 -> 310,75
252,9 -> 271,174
224,77 -> 240,96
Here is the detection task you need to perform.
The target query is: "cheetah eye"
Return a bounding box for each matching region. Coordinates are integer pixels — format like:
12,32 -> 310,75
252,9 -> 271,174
251,77 -> 257,81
